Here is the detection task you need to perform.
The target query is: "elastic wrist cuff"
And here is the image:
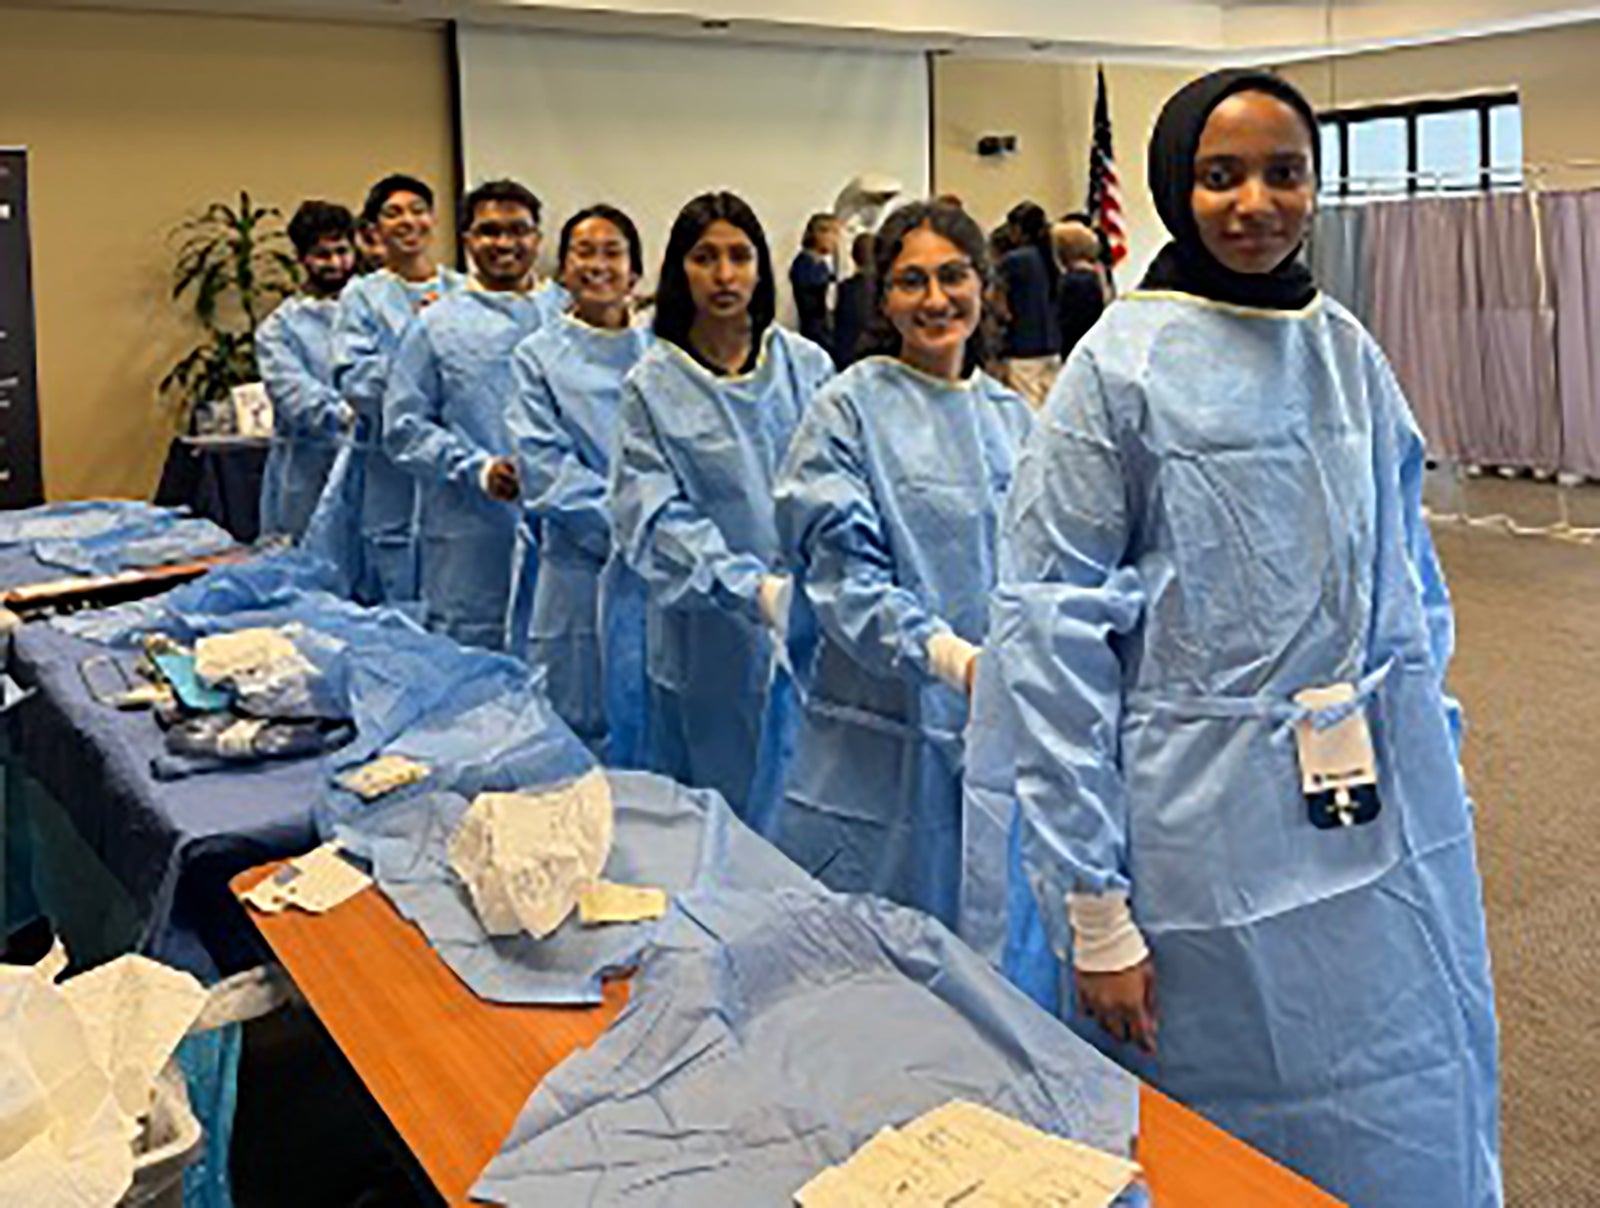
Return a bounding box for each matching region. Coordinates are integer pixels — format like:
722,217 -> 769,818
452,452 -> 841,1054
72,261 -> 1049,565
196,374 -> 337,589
1068,891 -> 1149,973
927,631 -> 979,691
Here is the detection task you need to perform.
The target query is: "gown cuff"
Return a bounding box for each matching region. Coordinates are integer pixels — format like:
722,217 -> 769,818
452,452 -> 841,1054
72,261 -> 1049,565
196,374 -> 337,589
927,631 -> 979,692
1067,891 -> 1150,973
757,575 -> 793,630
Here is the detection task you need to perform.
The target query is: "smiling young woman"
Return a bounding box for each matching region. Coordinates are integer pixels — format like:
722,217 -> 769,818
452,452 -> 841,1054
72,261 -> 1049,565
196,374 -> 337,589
764,199 -> 1033,926
608,192 -> 835,817
504,203 -> 653,756
977,69 -> 1502,1208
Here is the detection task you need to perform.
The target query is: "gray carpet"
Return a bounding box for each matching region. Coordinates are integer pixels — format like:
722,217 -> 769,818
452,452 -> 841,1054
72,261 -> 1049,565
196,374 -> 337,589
1433,495 -> 1600,1205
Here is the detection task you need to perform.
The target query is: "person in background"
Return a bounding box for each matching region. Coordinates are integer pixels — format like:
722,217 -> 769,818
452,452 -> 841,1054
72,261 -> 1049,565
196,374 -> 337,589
333,173 -> 466,607
507,204 -> 653,756
981,69 -> 1500,1208
789,212 -> 839,354
831,231 -> 875,369
353,217 -> 385,275
996,201 -> 1063,408
257,201 -> 357,542
384,180 -> 552,650
611,192 -> 834,817
769,200 -> 1032,925
1051,213 -> 1111,358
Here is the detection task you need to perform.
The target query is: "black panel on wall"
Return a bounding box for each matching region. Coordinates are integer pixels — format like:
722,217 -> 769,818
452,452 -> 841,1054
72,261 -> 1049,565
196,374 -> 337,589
0,149 -> 44,507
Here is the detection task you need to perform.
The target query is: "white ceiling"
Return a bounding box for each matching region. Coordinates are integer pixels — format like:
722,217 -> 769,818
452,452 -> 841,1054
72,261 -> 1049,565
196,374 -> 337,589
9,0 -> 1600,62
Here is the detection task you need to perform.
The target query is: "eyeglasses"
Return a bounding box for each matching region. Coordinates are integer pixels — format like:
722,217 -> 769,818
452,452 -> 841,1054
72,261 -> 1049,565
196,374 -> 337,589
886,261 -> 977,296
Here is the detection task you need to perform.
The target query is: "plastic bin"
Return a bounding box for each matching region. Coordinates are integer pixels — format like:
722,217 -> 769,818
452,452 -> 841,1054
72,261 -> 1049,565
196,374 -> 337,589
121,1060 -> 204,1208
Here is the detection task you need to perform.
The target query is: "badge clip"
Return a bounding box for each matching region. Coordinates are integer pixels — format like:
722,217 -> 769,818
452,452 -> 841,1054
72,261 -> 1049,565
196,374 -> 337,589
1292,683 -> 1382,830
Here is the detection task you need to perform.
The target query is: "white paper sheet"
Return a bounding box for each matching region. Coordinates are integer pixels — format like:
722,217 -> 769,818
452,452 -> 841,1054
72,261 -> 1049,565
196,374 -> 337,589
795,1100 -> 1140,1208
60,958 -> 207,1120
448,770 -> 614,939
193,627 -> 302,685
0,947 -> 207,1207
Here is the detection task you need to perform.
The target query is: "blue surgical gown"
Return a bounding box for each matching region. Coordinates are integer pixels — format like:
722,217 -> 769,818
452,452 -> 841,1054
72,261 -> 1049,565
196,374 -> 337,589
981,291 -> 1501,1207
611,326 -> 834,815
333,267 -> 466,606
507,313 -> 653,753
771,357 -> 1031,925
385,287 -> 554,651
256,294 -> 343,540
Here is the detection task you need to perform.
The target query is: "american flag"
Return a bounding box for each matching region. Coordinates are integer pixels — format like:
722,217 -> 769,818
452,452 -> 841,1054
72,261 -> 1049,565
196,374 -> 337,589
1086,65 -> 1129,269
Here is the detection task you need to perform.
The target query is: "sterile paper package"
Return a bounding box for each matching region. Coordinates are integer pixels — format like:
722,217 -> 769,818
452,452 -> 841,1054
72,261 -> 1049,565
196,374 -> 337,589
576,881 -> 668,927
447,770 -> 614,939
336,754 -> 431,801
0,944 -> 208,1207
241,844 -> 373,915
795,1100 -> 1141,1208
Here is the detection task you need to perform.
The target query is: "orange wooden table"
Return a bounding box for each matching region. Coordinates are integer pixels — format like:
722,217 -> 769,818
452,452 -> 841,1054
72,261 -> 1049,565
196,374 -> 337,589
232,864 -> 1343,1207
1,550 -> 247,617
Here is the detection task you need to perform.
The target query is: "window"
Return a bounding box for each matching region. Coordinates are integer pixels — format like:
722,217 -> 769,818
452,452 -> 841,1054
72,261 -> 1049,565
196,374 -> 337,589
1417,109 -> 1480,190
1318,93 -> 1522,199
1347,116 -> 1407,196
1318,121 -> 1343,192
1489,104 -> 1524,188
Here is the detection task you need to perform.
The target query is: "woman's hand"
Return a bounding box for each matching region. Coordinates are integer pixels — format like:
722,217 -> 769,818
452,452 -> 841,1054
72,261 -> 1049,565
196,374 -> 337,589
1078,960 -> 1159,1053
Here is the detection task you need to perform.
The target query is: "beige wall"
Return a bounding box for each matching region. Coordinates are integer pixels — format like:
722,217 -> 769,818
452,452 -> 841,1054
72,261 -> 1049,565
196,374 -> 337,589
1281,20 -> 1600,191
933,58 -> 1200,282
932,59 -> 1085,234
0,6 -> 453,501
1228,1 -> 1590,52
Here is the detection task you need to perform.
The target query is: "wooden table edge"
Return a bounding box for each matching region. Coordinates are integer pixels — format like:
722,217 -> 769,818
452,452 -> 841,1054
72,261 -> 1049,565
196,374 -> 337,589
231,862 -> 1345,1208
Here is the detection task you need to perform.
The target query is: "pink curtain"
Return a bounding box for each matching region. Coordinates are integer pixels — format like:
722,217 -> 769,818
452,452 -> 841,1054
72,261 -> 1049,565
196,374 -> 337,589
1540,190 -> 1600,479
1364,194 -> 1557,470
1366,198 -> 1464,461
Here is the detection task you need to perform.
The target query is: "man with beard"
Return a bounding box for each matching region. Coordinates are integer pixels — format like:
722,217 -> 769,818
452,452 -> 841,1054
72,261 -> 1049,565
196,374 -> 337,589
257,200 -> 358,540
384,179 -> 566,650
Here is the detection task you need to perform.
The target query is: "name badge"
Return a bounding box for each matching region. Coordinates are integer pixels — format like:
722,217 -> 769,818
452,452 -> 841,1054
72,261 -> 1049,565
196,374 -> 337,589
1293,683 -> 1382,829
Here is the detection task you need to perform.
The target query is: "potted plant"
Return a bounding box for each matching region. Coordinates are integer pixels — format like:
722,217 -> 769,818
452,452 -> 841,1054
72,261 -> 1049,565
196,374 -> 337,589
160,191 -> 299,435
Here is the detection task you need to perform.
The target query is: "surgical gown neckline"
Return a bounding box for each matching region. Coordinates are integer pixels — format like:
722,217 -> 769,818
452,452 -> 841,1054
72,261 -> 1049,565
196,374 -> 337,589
555,310 -> 643,339
659,325 -> 784,386
859,354 -> 985,394
1123,287 -> 1326,322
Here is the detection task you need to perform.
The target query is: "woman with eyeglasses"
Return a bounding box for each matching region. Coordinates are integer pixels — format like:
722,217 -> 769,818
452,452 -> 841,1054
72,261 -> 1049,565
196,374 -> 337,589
506,204 -> 653,759
767,199 -> 1032,925
610,192 -> 834,816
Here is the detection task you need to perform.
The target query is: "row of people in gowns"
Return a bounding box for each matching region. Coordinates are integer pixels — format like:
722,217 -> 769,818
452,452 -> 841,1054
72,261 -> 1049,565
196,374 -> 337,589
254,66 -> 1499,1208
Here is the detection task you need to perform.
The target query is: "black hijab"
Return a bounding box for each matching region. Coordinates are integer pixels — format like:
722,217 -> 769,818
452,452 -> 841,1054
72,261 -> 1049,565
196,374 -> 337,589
1141,69 -> 1320,311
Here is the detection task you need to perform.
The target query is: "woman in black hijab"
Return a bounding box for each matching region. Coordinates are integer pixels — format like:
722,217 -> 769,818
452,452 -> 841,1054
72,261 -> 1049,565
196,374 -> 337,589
1142,68 -> 1320,309
979,69 -> 1502,1208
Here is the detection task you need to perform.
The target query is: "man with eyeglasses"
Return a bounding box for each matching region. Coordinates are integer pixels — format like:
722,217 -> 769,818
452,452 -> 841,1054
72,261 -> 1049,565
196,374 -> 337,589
384,180 -> 567,651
